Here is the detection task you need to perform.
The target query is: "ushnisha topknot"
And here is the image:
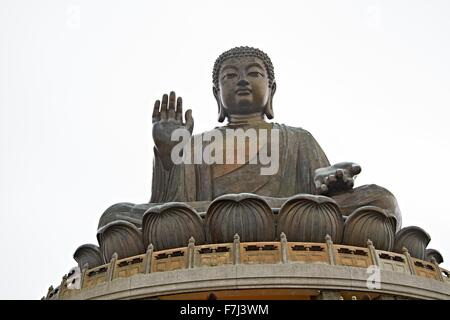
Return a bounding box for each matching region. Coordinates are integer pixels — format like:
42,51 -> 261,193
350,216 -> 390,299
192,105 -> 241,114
212,46 -> 275,89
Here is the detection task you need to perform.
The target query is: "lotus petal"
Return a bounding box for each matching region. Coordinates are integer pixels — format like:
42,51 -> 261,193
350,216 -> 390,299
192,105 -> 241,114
97,220 -> 145,261
73,244 -> 103,268
205,193 -> 275,243
142,202 -> 205,251
343,206 -> 396,251
394,226 -> 431,260
426,248 -> 444,264
278,194 -> 344,243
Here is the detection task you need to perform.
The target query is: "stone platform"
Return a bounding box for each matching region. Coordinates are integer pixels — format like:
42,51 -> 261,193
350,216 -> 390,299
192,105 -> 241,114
46,237 -> 450,300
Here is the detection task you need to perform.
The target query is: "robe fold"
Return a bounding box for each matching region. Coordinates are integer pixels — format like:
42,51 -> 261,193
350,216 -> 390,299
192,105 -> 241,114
150,123 -> 330,203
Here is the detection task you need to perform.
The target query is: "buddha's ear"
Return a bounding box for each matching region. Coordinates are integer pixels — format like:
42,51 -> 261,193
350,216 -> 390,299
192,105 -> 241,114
264,81 -> 276,120
213,86 -> 226,123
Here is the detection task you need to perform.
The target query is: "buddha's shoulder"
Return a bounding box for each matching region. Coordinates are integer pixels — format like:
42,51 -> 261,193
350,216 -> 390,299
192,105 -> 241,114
272,123 -> 315,138
201,123 -> 316,139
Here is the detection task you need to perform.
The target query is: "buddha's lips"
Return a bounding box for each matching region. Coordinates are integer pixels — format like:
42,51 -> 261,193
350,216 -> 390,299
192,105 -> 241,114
235,88 -> 252,95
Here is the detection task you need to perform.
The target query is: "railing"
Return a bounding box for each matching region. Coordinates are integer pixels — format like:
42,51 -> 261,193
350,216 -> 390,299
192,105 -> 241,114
153,248 -> 187,272
114,255 -> 144,279
333,244 -> 371,268
376,250 -> 409,274
195,243 -> 233,267
50,234 -> 449,299
286,242 -> 328,265
441,267 -> 450,283
83,265 -> 108,288
412,258 -> 439,280
240,242 -> 281,264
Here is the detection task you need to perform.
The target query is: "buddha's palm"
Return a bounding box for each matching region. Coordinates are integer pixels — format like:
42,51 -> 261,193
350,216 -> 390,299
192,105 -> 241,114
152,91 -> 194,167
314,162 -> 362,195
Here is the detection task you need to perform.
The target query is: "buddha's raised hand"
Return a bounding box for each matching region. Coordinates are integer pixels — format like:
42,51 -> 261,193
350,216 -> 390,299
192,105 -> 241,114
152,91 -> 194,167
314,162 -> 362,196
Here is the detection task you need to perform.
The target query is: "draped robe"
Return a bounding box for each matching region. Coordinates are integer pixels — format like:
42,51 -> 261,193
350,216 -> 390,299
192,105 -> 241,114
98,122 -> 402,230
150,123 -> 330,203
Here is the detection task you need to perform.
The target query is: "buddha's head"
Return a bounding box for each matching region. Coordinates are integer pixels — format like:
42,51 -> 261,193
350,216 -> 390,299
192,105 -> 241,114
212,46 -> 276,122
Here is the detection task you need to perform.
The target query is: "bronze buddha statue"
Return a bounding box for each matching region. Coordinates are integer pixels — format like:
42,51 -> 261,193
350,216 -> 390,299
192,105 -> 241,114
71,47 -> 441,271
146,46 -> 401,229
54,47 -> 445,300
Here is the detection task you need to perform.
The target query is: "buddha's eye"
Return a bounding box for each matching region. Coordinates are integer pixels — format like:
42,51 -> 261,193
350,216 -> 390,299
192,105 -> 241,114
248,71 -> 264,78
222,73 -> 237,80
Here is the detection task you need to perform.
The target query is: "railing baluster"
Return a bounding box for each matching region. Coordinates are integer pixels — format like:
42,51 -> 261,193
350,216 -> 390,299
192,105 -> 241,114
367,239 -> 380,267
233,234 -> 240,265
187,237 -> 195,269
107,252 -> 118,281
80,263 -> 89,290
325,234 -> 336,265
430,257 -> 445,282
280,233 -> 288,264
402,247 -> 416,275
144,244 -> 154,274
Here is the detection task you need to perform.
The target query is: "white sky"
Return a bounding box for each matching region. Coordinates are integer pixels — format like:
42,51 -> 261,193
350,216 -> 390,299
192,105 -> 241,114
1,0 -> 449,299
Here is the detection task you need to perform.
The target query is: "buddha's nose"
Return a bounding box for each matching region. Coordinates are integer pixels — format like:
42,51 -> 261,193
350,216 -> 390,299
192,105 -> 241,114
237,78 -> 249,87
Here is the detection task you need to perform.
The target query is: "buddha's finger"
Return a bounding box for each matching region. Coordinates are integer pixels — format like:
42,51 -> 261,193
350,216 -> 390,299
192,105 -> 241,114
314,179 -> 322,191
185,109 -> 194,134
161,93 -> 168,109
323,176 -> 329,186
350,164 -> 362,176
152,100 -> 160,123
342,174 -> 349,183
314,174 -> 324,185
345,178 -> 354,189
175,97 -> 183,122
328,174 -> 337,183
160,94 -> 168,121
168,91 -> 176,119
336,169 -> 344,179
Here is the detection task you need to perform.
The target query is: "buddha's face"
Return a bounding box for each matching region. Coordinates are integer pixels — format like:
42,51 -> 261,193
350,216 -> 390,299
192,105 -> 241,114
216,56 -> 272,117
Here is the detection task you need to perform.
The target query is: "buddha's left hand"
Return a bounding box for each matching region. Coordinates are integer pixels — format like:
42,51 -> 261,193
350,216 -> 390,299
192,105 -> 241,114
314,162 -> 362,196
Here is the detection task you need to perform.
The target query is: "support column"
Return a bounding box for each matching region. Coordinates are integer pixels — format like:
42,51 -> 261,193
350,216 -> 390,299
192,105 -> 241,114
144,244 -> 154,274
402,247 -> 416,275
325,234 -> 336,265
367,239 -> 380,266
187,237 -> 195,269
107,252 -> 118,282
57,275 -> 68,299
233,234 -> 240,265
430,257 -> 445,282
80,263 -> 89,290
280,232 -> 288,264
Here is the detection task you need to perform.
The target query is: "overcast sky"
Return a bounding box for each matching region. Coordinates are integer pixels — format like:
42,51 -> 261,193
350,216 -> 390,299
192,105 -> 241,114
1,0 -> 449,299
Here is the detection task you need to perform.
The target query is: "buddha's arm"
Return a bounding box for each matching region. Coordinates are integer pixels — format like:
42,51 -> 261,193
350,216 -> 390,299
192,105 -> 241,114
150,147 -> 189,203
150,92 -> 195,203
